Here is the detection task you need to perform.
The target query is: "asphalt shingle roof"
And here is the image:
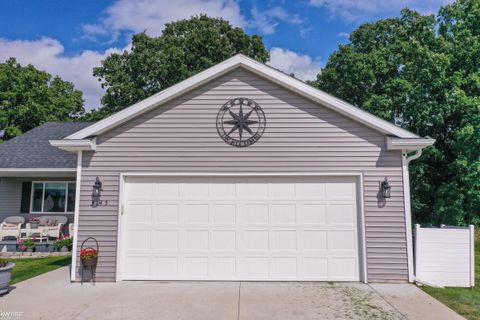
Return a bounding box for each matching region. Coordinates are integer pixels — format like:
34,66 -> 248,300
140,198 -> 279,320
0,122 -> 94,168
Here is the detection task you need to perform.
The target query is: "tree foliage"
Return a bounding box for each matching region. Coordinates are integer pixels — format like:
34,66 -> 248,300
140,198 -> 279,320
0,58 -> 84,141
90,15 -> 270,119
312,0 -> 480,226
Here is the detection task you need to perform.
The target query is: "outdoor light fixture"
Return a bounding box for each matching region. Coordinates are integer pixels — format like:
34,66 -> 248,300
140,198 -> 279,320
381,177 -> 391,199
91,176 -> 104,207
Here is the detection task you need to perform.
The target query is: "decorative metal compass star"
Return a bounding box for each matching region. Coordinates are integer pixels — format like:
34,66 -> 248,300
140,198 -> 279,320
216,98 -> 266,147
223,102 -> 258,140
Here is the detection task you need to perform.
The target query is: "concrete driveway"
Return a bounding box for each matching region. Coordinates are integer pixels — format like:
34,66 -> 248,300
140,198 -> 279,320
0,268 -> 463,320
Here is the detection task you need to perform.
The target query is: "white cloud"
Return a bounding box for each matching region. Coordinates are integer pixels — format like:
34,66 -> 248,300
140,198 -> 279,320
338,32 -> 350,38
268,47 -> 322,81
250,6 -> 303,35
309,0 -> 454,22
0,37 -> 123,110
83,0 -> 245,39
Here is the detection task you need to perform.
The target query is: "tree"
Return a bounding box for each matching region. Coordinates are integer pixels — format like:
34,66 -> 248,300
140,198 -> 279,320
90,15 -> 269,118
0,58 -> 85,141
311,1 -> 480,226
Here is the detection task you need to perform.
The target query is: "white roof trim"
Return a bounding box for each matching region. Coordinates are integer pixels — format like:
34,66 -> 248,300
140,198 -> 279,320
0,168 -> 76,172
49,138 -> 96,152
386,137 -> 435,151
66,54 -> 420,140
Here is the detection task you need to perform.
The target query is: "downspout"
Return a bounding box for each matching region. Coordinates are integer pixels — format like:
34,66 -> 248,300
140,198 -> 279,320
402,148 -> 423,283
406,149 -> 423,164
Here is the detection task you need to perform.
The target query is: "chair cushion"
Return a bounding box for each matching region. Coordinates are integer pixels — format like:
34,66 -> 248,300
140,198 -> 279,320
42,226 -> 58,231
3,216 -> 25,224
47,219 -> 59,226
38,216 -> 68,226
2,223 -> 18,230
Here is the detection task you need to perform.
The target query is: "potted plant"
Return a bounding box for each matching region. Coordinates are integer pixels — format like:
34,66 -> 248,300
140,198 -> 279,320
29,216 -> 40,229
54,235 -> 73,252
0,259 -> 15,294
54,237 -> 64,252
80,247 -> 98,268
22,238 -> 35,252
63,235 -> 73,251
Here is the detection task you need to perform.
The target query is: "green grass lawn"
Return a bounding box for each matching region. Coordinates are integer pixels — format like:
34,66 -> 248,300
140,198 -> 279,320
422,238 -> 480,320
9,255 -> 71,285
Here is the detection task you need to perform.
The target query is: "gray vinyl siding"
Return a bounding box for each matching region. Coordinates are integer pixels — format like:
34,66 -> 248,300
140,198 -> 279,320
0,177 -> 74,224
0,178 -> 22,215
77,67 -> 407,281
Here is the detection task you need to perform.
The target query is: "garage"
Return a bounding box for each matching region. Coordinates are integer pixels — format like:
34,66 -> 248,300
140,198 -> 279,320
119,176 -> 363,281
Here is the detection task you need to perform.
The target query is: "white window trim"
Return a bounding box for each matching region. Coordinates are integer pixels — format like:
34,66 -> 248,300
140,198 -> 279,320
30,181 -> 76,214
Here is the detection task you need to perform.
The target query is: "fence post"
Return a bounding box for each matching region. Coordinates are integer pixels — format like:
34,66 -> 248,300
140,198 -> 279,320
469,225 -> 475,287
414,224 -> 420,280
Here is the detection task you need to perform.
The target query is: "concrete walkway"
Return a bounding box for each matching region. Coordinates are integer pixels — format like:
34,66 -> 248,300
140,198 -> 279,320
0,268 -> 464,320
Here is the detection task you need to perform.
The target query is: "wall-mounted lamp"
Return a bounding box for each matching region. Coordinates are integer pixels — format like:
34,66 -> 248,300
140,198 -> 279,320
381,177 -> 391,199
92,176 -> 106,207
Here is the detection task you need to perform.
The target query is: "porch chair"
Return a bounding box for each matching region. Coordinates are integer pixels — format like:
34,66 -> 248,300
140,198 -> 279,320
0,216 -> 25,240
68,223 -> 74,237
27,216 -> 68,239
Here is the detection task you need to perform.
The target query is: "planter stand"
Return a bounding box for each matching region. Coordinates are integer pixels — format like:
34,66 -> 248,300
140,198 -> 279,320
80,237 -> 98,285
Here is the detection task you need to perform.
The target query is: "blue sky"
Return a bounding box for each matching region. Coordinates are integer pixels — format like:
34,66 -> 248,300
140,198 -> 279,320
0,0 -> 452,110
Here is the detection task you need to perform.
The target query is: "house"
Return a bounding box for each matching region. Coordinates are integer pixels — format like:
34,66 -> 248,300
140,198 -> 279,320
0,54 -> 434,283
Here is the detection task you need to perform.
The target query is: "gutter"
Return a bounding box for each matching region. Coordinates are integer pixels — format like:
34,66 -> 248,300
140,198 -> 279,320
49,138 -> 97,152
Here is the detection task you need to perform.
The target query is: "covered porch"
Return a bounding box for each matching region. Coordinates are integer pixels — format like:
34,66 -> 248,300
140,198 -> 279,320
0,169 -> 76,252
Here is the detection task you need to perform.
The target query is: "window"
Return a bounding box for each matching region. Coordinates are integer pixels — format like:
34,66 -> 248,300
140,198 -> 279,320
31,182 -> 76,213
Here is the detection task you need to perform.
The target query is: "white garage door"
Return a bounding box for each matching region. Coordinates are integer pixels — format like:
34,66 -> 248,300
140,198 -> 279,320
120,176 -> 360,281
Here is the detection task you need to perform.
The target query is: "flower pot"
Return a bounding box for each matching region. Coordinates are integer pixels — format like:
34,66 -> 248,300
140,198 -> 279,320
81,256 -> 98,269
0,263 -> 15,295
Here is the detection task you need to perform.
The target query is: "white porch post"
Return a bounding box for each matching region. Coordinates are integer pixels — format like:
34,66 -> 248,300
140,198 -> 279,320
402,150 -> 422,283
70,151 -> 82,282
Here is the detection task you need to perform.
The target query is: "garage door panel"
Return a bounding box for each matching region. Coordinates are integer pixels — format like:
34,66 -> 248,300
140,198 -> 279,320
240,204 -> 269,225
271,230 -> 297,251
242,230 -> 269,251
185,230 -> 209,250
326,204 -> 356,225
211,230 -> 236,251
152,230 -> 178,250
212,256 -> 236,277
152,181 -> 179,199
182,204 -> 209,224
270,204 -> 296,224
153,204 -> 179,224
298,204 -> 326,224
303,230 -> 327,250
211,204 -> 236,224
329,230 -> 357,251
151,256 -> 178,277
121,177 -> 360,281
125,204 -> 152,223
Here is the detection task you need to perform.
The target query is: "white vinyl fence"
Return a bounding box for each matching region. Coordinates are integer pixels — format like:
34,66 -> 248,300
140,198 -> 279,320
415,224 -> 475,287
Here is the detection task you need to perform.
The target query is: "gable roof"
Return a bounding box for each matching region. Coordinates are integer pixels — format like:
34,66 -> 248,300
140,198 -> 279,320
65,54 -> 425,141
0,122 -> 93,169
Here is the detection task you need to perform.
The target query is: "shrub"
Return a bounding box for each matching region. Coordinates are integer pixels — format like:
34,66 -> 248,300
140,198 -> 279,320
0,259 -> 10,268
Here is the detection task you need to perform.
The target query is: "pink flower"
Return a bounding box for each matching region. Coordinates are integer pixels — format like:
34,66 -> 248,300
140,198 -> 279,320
64,234 -> 70,238
17,239 -> 23,245
21,245 -> 27,251
32,236 -> 37,241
